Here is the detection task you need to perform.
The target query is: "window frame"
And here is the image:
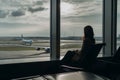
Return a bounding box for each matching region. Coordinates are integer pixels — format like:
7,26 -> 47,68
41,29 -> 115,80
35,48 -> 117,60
103,0 -> 117,56
50,0 -> 60,60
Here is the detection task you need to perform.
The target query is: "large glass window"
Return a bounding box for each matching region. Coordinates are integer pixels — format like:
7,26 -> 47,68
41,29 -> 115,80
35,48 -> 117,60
0,0 -> 50,61
60,0 -> 103,58
0,0 -> 104,62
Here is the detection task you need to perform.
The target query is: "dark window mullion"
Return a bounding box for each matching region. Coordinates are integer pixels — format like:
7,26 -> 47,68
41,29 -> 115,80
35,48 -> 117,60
50,0 -> 60,60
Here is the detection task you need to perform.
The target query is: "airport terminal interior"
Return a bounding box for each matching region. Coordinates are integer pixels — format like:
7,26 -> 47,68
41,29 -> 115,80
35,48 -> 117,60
0,0 -> 120,80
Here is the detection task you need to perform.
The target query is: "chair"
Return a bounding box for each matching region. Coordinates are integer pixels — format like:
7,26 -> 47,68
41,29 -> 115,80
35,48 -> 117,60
60,43 -> 106,72
112,46 -> 120,62
92,46 -> 120,80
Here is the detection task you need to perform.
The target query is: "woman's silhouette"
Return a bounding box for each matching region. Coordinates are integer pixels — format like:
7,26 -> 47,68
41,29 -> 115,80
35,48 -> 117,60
82,25 -> 95,50
61,25 -> 96,67
71,25 -> 95,62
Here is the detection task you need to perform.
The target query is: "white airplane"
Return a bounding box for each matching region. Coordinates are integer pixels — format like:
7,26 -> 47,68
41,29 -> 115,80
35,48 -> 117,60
21,34 -> 33,46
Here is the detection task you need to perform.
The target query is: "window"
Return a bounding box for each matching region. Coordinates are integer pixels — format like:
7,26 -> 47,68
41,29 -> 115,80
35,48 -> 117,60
0,0 -> 50,62
60,0 -> 103,58
117,0 -> 120,50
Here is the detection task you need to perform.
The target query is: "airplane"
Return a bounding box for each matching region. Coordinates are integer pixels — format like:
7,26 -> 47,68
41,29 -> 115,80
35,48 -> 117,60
36,47 -> 50,53
35,44 -> 65,53
21,34 -> 33,46
36,43 -> 66,53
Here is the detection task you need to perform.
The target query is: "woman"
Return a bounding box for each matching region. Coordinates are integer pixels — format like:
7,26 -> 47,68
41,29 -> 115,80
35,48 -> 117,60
81,25 -> 95,51
61,25 -> 95,67
71,25 -> 95,63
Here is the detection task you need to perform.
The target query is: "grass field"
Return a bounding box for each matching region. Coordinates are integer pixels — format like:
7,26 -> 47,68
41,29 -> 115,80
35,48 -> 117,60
0,46 -> 35,51
0,44 -> 82,51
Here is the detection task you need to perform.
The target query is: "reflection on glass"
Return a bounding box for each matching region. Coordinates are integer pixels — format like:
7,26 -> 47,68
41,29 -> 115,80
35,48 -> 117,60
60,0 -> 103,58
0,0 -> 50,60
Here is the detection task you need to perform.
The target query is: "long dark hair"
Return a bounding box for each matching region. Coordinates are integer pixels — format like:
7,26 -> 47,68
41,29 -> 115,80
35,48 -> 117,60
84,25 -> 94,39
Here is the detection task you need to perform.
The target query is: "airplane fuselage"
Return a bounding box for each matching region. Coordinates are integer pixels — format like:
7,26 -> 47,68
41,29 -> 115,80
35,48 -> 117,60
22,39 -> 33,46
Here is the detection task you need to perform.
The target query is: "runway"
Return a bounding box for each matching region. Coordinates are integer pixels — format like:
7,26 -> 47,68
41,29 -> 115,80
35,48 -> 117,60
0,40 -> 103,64
0,48 -> 103,65
0,48 -> 72,60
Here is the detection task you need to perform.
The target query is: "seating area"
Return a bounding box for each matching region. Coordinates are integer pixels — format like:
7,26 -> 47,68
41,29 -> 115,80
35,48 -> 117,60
3,59 -> 118,80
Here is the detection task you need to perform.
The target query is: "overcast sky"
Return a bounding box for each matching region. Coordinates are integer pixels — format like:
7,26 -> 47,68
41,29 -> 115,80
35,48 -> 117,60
0,0 -> 119,37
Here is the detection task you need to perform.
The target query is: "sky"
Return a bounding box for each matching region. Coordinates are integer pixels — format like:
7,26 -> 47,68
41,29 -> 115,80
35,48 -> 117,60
0,0 -> 119,37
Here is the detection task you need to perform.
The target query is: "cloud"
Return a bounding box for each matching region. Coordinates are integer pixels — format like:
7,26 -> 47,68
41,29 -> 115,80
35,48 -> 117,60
0,10 -> 9,18
35,0 -> 44,5
11,9 -> 25,17
62,0 -> 94,3
61,0 -> 102,18
27,0 -> 48,13
0,0 -> 49,18
28,6 -> 47,13
117,1 -> 120,15
0,0 -> 103,37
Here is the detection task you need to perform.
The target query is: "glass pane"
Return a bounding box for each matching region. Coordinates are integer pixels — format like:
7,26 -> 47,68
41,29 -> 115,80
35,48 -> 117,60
117,0 -> 120,50
0,0 -> 50,62
60,0 -> 103,59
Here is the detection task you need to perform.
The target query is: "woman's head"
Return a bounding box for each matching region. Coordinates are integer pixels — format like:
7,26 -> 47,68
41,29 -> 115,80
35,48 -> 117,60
84,25 -> 94,38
